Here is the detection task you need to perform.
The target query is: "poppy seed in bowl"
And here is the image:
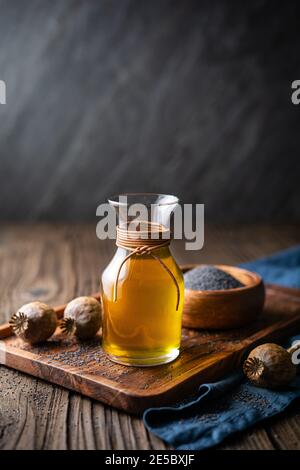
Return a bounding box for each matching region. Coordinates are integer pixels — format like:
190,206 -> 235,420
184,266 -> 244,291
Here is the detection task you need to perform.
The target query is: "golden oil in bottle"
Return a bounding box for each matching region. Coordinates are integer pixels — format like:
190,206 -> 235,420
101,246 -> 184,366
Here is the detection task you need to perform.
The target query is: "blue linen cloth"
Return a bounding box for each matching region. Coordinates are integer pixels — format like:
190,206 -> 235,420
241,244 -> 300,289
143,246 -> 300,450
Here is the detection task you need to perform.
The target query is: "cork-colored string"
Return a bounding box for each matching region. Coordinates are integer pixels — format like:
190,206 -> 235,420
113,224 -> 180,311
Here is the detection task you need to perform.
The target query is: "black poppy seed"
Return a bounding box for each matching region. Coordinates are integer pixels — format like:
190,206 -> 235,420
184,265 -> 244,291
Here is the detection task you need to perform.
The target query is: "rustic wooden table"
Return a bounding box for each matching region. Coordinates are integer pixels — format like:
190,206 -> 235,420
0,223 -> 300,450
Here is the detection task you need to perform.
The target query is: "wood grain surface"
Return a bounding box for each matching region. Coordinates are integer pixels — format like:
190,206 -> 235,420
0,223 -> 300,449
1,285 -> 300,414
0,1 -> 300,222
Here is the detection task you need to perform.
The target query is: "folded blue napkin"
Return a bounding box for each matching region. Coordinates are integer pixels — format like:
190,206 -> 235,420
241,244 -> 300,289
143,245 -> 300,450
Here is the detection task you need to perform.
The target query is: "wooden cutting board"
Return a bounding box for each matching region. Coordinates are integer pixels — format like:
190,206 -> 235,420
1,285 -> 300,415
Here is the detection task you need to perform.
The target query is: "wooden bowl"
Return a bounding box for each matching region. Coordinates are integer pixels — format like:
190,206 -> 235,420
181,264 -> 265,329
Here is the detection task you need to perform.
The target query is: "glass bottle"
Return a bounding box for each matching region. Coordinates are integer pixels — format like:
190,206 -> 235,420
101,193 -> 184,366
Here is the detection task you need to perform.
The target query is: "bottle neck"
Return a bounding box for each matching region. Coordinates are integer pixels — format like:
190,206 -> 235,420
116,245 -> 171,259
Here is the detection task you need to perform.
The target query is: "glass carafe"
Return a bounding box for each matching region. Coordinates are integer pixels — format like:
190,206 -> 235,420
101,193 -> 184,366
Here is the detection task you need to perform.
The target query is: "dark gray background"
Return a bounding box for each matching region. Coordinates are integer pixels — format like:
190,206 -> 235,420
0,0 -> 299,222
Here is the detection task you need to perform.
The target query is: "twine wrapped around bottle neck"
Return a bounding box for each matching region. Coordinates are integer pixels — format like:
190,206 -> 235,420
113,221 -> 180,310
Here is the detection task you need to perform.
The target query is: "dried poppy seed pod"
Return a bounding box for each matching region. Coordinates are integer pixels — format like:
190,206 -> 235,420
61,296 -> 102,340
243,343 -> 297,389
10,301 -> 57,344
